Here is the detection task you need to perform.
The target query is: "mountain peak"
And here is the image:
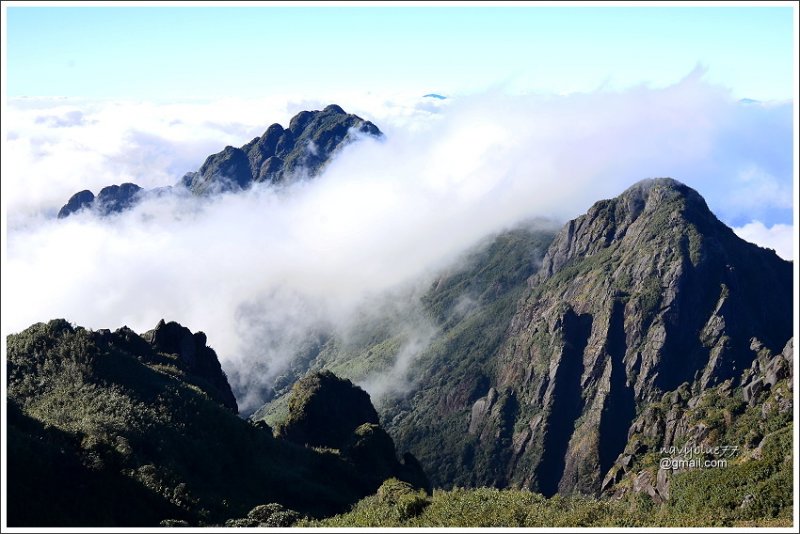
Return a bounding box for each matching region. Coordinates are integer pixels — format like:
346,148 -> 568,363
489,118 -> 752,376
180,105 -> 383,195
57,105 -> 383,216
617,177 -> 708,218
137,319 -> 238,413
539,178 -> 721,280
619,177 -> 688,205
322,104 -> 346,114
493,178 -> 792,495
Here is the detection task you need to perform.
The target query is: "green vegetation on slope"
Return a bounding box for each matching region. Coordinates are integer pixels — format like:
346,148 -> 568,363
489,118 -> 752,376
606,346 -> 794,518
5,320 -> 420,527
253,225 -> 557,488
304,424 -> 792,529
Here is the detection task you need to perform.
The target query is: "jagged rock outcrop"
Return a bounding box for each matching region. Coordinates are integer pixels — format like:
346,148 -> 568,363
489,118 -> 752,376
182,104 -> 380,194
141,319 -> 238,413
79,319 -> 238,413
57,105 -> 382,217
476,178 -> 793,496
610,335 -> 794,503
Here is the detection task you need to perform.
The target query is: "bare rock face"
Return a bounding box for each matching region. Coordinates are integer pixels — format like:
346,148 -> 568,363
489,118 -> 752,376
95,183 -> 143,215
740,337 -> 794,407
478,178 -> 792,496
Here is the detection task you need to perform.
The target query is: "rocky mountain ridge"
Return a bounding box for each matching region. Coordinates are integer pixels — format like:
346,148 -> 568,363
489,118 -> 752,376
57,105 -> 381,218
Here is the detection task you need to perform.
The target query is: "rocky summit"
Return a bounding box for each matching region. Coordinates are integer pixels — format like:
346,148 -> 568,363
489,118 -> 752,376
142,319 -> 239,413
56,105 -> 382,217
482,178 -> 792,496
181,104 -> 381,195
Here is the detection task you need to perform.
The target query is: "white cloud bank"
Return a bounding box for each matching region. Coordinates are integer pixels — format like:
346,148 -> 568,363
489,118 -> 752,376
733,221 -> 794,261
2,77 -> 794,411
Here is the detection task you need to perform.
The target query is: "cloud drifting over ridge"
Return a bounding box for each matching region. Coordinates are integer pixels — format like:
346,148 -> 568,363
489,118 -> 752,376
3,78 -> 794,410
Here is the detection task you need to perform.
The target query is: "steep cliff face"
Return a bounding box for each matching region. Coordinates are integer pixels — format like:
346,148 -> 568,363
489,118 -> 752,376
601,336 -> 794,503
481,178 -> 792,496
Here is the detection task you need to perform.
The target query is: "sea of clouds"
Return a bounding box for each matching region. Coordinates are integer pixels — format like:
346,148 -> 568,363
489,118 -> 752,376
2,75 -> 794,412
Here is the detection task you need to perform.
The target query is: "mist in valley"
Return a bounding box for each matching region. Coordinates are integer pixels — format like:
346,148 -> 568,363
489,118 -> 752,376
3,76 -> 793,414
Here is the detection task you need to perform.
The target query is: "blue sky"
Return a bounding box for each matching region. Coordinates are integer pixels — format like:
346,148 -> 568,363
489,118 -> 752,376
5,5 -> 796,100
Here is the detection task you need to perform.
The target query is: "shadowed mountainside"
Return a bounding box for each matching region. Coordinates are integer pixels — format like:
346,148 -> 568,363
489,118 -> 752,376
6,319 -> 425,527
